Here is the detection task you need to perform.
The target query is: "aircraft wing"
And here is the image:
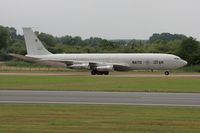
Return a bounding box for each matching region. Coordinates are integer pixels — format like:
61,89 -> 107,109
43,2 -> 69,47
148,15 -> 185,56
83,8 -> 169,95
39,59 -> 88,65
9,54 -> 131,71
39,58 -> 131,71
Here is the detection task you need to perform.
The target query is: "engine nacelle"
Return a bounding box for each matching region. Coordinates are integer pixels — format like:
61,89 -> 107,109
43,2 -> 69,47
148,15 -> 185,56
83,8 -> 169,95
96,66 -> 113,71
68,64 -> 89,69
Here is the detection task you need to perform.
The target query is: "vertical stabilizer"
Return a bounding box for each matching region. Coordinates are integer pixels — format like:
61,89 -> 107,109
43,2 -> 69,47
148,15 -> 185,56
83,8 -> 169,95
23,28 -> 52,55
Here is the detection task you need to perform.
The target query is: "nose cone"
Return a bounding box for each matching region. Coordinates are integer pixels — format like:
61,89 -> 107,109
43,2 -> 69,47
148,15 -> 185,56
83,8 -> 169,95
183,60 -> 188,65
181,60 -> 188,67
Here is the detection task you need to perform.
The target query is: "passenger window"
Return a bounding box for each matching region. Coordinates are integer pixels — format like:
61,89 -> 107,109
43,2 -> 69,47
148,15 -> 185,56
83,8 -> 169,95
132,61 -> 142,64
154,60 -> 164,64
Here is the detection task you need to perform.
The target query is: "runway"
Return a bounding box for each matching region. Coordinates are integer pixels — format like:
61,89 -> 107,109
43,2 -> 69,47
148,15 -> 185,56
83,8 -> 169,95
0,90 -> 200,106
0,72 -> 200,77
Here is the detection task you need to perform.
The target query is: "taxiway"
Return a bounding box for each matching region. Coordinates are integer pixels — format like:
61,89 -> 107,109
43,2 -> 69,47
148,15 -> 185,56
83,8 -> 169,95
0,90 -> 200,106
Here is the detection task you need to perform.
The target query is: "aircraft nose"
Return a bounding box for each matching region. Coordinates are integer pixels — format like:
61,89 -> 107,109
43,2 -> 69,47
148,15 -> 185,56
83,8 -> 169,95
182,60 -> 188,66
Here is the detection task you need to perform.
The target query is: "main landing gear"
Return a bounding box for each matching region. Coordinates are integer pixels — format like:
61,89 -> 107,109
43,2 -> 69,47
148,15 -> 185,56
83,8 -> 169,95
91,70 -> 109,75
164,71 -> 170,76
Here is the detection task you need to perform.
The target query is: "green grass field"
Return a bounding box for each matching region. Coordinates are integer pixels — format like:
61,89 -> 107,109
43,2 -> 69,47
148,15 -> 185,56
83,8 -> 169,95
0,75 -> 199,92
0,104 -> 200,133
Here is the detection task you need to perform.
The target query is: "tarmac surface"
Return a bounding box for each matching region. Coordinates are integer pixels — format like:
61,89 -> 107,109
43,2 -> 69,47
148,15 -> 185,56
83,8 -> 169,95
0,90 -> 200,107
0,72 -> 200,77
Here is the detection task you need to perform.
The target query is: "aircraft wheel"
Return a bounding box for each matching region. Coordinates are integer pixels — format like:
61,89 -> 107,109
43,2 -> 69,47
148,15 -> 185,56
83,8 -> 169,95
164,71 -> 170,75
104,71 -> 109,75
91,70 -> 97,75
97,71 -> 104,75
91,70 -> 109,75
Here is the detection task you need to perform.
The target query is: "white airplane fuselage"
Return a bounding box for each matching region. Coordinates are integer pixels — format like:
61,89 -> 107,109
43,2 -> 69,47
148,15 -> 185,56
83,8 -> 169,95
27,53 -> 187,70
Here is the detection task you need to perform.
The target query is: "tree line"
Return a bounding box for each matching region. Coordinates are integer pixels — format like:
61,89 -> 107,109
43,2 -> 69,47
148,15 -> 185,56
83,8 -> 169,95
0,25 -> 200,66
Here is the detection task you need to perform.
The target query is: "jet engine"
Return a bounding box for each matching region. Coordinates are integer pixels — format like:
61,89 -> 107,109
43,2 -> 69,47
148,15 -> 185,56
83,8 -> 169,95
68,64 -> 89,69
96,65 -> 113,71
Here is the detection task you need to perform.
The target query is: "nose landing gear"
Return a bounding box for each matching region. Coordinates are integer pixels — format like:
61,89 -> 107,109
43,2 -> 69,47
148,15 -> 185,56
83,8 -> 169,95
164,71 -> 170,75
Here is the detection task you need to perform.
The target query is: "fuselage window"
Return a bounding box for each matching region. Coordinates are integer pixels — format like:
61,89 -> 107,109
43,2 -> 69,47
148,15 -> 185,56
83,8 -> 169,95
132,61 -> 142,64
154,60 -> 164,64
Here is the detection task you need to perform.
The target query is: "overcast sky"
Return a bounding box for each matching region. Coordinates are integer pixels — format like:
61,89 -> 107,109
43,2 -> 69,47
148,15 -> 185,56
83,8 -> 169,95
0,0 -> 199,40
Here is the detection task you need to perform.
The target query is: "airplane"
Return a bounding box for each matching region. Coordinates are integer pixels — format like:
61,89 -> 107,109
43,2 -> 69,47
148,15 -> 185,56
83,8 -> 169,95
10,28 -> 188,75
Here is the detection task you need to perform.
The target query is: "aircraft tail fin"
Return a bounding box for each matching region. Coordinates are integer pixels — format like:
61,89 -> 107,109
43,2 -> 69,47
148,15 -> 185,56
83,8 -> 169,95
23,28 -> 52,55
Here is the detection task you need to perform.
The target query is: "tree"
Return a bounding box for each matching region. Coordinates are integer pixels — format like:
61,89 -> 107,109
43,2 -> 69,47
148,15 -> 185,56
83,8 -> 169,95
84,37 -> 103,47
60,35 -> 72,45
60,36 -> 83,46
0,48 -> 11,60
0,26 -> 10,49
38,32 -> 56,47
178,37 -> 200,65
7,41 -> 26,55
8,27 -> 24,41
100,39 -> 115,50
149,33 -> 187,43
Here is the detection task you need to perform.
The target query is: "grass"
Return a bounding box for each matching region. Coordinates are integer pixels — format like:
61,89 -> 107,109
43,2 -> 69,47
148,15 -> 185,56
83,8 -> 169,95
0,104 -> 200,133
180,65 -> 200,72
0,75 -> 199,92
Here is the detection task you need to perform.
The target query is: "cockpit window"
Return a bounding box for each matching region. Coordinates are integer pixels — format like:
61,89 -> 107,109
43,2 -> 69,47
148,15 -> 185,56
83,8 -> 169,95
174,57 -> 180,60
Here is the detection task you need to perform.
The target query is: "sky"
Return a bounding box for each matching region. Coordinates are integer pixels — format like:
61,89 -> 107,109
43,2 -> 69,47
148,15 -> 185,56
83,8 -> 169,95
0,0 -> 199,40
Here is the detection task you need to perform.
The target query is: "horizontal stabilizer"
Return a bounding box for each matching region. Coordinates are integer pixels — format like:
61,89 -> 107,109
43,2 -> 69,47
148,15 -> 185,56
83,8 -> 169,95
9,53 -> 66,68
